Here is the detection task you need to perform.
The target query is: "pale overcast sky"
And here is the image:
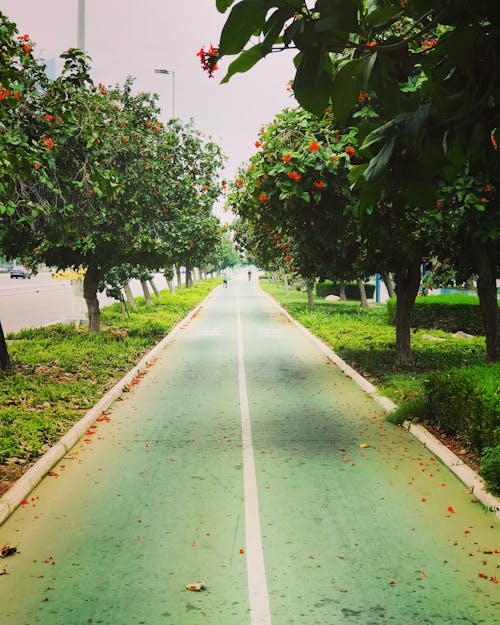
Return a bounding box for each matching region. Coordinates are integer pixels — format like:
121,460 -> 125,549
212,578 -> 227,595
0,0 -> 296,181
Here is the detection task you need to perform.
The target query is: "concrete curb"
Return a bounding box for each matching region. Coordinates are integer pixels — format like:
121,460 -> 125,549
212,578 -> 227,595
0,290 -> 215,527
261,288 -> 500,521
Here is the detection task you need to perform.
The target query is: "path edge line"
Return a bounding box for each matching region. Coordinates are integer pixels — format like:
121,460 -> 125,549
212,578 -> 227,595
0,287 -> 218,527
260,287 -> 500,521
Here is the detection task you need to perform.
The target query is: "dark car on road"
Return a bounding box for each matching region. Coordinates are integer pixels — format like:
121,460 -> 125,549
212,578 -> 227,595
10,265 -> 30,279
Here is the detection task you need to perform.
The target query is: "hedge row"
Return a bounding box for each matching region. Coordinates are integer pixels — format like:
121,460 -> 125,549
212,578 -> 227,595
426,363 -> 500,495
316,280 -> 375,300
386,294 -> 490,334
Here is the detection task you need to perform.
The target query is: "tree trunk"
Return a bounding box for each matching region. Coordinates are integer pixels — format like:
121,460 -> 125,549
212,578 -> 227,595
83,265 -> 102,334
393,260 -> 421,367
141,280 -> 153,305
279,268 -> 290,295
0,322 -> 11,370
283,275 -> 290,295
123,281 -> 137,311
339,280 -> 347,301
176,266 -> 182,289
167,278 -> 175,295
382,272 -> 397,298
356,277 -> 368,308
306,280 -> 315,307
465,276 -> 475,291
185,265 -> 193,287
149,279 -> 160,298
475,245 -> 500,362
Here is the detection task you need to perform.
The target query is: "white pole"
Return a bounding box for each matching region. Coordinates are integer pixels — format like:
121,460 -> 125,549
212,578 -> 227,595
77,0 -> 85,51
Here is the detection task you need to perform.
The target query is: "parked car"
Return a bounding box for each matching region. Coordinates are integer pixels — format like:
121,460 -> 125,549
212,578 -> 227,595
10,265 -> 30,279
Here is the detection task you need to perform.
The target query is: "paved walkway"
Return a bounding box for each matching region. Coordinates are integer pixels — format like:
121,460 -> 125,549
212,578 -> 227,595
0,278 -> 499,624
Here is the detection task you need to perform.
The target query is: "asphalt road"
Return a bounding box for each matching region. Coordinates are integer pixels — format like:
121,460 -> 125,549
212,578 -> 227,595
0,272 -> 170,334
0,278 -> 499,624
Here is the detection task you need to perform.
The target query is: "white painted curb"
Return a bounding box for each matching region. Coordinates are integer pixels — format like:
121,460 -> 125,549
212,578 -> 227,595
261,288 -> 500,521
0,288 -> 216,526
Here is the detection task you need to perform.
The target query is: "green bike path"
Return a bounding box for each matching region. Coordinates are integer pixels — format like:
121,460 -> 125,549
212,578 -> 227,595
0,278 -> 499,624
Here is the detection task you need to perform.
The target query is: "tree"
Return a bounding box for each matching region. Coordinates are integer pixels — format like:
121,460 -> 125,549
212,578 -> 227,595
0,20 -> 225,334
0,14 -> 49,368
211,1 -> 500,360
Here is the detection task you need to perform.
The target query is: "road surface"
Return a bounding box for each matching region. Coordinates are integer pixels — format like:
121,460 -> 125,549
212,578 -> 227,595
0,278 -> 498,624
0,272 -> 170,334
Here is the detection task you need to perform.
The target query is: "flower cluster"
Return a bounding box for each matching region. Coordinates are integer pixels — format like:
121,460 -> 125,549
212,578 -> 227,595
0,86 -> 20,100
196,45 -> 219,78
421,38 -> 438,51
307,140 -> 320,152
287,170 -> 301,181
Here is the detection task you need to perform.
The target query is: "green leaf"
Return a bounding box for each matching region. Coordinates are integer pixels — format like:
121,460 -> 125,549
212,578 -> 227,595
348,163 -> 368,186
219,0 -> 268,56
261,8 -> 290,55
364,137 -> 396,182
294,51 -> 332,116
331,59 -> 362,124
366,6 -> 403,28
221,45 -> 264,83
316,0 -> 359,33
216,0 -> 235,12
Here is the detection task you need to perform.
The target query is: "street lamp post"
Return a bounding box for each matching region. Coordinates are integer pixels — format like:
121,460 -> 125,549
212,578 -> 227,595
77,0 -> 85,51
154,69 -> 175,119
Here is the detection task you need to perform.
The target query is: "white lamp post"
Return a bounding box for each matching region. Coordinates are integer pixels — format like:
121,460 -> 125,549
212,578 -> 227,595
77,0 -> 85,51
154,69 -> 176,119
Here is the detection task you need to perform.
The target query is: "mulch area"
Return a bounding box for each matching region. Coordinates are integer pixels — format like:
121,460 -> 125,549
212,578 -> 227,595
424,424 -> 481,473
0,463 -> 30,497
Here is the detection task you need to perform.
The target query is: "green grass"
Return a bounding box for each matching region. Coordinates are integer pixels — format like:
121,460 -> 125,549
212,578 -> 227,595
0,280 -> 218,463
261,281 -> 487,405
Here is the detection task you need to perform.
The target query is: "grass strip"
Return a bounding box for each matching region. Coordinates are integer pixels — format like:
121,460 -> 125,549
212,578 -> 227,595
260,281 -> 487,405
0,279 -> 219,468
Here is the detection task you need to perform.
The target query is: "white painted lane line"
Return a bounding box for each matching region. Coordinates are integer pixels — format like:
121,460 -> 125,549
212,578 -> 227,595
236,289 -> 272,625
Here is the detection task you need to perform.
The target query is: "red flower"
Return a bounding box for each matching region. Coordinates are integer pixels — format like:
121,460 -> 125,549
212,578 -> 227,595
259,194 -> 269,202
44,114 -> 53,122
447,506 -> 455,513
188,241 -> 194,247
13,92 -> 20,99
197,44 -> 219,78
23,43 -> 31,53
237,178 -> 243,186
282,154 -> 292,163
366,41 -> 377,47
255,140 -> 262,148
287,171 -> 301,181
345,146 -> 355,158
34,163 -> 41,170
436,200 -> 443,208
123,136 -> 128,142
491,132 -> 498,151
484,184 -> 493,192
313,181 -> 325,189
43,137 -> 54,150
307,140 -> 320,152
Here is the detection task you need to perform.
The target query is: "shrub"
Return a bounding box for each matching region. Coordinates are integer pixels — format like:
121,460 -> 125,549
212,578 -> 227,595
316,280 -> 375,300
480,445 -> 500,496
426,363 -> 500,452
386,294 -> 491,335
386,397 -> 429,425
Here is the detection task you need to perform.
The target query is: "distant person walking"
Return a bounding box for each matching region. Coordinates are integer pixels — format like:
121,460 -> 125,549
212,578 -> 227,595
248,270 -> 252,282
222,273 -> 228,288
